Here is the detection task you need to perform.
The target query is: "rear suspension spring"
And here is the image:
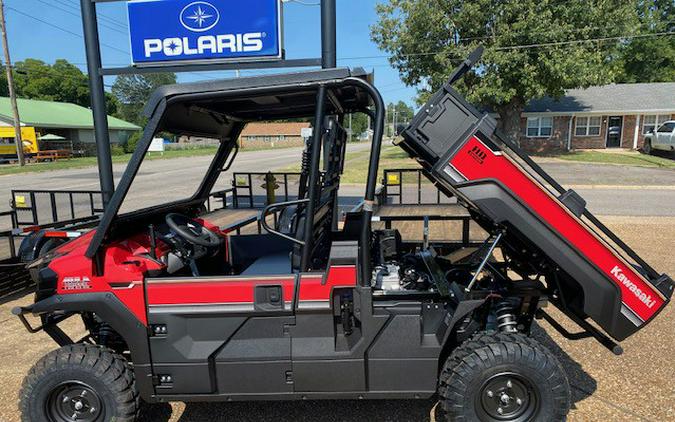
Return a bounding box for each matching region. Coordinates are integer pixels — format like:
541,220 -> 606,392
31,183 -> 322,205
495,301 -> 518,333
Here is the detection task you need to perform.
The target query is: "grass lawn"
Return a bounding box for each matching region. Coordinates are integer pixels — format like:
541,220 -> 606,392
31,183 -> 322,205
551,151 -> 675,168
280,146 -> 675,185
282,145 -> 420,184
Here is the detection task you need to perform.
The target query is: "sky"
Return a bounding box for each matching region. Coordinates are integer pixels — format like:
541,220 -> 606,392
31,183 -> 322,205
4,0 -> 419,107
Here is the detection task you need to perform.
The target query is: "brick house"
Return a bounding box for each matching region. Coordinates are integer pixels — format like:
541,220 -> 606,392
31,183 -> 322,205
516,82 -> 675,153
239,122 -> 311,145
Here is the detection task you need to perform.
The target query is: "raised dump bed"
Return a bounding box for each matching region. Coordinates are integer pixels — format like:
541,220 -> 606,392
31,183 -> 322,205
400,52 -> 673,341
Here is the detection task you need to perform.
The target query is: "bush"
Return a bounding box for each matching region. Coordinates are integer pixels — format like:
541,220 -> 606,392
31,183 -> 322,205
124,132 -> 142,153
110,144 -> 126,156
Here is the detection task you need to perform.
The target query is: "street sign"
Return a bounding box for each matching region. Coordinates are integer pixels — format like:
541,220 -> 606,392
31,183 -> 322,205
127,0 -> 283,66
148,138 -> 165,153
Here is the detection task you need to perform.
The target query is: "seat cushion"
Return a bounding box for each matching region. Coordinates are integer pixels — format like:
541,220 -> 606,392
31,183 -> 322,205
240,252 -> 292,276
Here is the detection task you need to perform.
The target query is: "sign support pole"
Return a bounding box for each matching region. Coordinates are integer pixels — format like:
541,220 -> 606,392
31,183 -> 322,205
80,0 -> 114,207
321,0 -> 336,68
0,0 -> 24,166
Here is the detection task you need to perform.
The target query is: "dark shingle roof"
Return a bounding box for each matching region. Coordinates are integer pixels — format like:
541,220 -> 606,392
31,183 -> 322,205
525,82 -> 675,114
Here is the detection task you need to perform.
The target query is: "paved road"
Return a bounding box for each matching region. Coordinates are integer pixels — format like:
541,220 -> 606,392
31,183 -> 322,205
0,144 -> 369,211
0,144 -> 371,228
0,147 -> 673,223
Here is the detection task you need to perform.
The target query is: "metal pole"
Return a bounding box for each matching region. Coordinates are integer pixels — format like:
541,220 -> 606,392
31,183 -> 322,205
320,0 -> 336,68
0,0 -> 24,166
348,113 -> 352,142
80,0 -> 114,206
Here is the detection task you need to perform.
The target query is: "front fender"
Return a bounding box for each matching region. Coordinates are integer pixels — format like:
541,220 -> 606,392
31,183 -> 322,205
26,293 -> 156,400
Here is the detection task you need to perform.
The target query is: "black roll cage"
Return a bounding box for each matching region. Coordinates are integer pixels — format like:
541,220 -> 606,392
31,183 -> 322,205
85,71 -> 385,285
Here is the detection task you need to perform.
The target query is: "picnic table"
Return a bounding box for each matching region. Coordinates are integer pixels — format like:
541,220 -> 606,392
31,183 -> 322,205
36,149 -> 73,162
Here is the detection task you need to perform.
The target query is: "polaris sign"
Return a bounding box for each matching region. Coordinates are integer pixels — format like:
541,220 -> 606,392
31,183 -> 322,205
127,0 -> 283,65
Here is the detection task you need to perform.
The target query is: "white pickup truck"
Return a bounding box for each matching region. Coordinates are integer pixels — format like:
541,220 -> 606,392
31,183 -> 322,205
644,120 -> 675,155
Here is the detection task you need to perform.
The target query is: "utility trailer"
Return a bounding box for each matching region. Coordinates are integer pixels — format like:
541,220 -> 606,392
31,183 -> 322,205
13,50 -> 673,422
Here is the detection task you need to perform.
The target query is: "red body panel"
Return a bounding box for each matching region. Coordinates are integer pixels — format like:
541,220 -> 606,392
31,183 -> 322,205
298,265 -> 358,301
147,277 -> 296,305
49,230 -> 168,326
450,136 -> 665,321
46,214 -> 358,323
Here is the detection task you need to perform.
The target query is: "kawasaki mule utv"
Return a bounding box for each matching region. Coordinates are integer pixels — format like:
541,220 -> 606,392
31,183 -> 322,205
14,49 -> 673,421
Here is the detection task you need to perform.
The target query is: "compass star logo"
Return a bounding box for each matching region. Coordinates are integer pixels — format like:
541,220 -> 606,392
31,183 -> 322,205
180,1 -> 220,33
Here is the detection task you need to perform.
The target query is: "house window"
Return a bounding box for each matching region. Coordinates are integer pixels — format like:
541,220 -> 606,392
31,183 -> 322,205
526,117 -> 553,137
575,116 -> 602,136
643,114 -> 671,134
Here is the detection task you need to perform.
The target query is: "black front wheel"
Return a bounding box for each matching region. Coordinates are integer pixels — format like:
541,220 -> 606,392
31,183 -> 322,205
438,332 -> 570,422
19,344 -> 139,422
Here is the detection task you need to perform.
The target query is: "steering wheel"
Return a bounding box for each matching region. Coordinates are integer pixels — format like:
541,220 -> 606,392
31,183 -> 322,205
165,213 -> 223,248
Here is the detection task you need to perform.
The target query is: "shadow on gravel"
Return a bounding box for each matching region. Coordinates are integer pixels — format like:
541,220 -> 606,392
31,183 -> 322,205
139,323 -> 596,421
531,323 -> 597,407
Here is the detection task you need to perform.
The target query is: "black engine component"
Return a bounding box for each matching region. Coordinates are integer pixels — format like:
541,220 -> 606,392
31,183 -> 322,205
374,229 -> 401,265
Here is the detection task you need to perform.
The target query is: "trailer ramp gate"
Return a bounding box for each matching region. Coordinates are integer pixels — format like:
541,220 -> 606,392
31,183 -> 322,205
401,82 -> 673,341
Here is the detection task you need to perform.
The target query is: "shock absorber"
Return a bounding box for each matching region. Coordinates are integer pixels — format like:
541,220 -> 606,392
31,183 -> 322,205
297,144 -> 312,199
495,301 -> 518,333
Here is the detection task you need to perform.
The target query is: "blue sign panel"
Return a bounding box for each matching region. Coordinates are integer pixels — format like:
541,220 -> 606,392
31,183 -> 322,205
128,0 -> 283,65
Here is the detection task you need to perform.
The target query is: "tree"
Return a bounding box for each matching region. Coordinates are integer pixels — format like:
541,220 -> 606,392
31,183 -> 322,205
350,112 -> 369,140
0,59 -> 119,117
111,73 -> 177,126
1,59 -> 91,106
386,101 -> 414,136
615,0 -> 674,83
372,0 -> 639,143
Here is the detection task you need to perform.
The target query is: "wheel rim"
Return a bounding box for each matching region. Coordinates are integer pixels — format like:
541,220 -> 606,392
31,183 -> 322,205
477,372 -> 539,421
46,381 -> 104,422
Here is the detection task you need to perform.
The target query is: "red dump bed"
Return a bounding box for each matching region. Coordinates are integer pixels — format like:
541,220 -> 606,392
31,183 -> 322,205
401,82 -> 673,341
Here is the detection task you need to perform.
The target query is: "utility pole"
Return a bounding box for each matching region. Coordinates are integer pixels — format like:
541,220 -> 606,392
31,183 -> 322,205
348,113 -> 352,142
389,104 -> 397,139
0,0 -> 24,166
393,107 -> 398,138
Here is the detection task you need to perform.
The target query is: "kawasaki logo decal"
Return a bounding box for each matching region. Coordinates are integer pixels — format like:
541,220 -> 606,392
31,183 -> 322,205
611,266 -> 656,309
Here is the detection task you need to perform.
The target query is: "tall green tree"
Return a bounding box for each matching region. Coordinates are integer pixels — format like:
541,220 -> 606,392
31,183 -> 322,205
0,59 -> 118,115
8,59 -> 89,105
372,0 -> 639,142
615,0 -> 674,83
111,73 -> 177,126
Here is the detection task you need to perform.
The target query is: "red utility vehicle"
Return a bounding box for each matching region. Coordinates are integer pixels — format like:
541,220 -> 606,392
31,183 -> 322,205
13,49 -> 672,422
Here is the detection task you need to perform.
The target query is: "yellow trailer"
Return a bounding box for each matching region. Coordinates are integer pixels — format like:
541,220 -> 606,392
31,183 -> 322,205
0,127 -> 39,159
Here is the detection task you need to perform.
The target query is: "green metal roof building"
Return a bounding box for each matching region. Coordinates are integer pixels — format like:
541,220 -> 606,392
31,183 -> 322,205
0,97 -> 140,154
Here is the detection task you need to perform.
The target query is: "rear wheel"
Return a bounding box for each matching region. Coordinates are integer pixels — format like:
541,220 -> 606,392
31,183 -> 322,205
438,332 -> 570,422
19,344 -> 139,422
643,139 -> 653,155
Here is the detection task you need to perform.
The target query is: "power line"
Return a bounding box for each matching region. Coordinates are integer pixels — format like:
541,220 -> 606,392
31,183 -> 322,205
6,6 -> 128,56
495,31 -> 675,50
282,0 -> 320,6
339,31 -> 675,62
57,0 -> 127,30
31,0 -> 128,35
7,63 -> 114,88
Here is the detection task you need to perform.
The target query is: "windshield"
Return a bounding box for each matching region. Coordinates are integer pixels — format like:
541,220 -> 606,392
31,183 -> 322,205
119,137 -> 221,213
